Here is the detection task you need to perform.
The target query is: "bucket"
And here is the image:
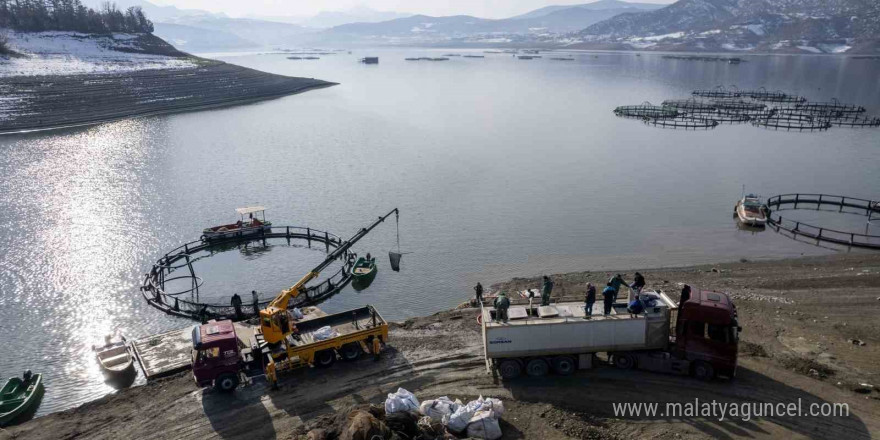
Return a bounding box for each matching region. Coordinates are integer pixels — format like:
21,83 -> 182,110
389,252 -> 402,272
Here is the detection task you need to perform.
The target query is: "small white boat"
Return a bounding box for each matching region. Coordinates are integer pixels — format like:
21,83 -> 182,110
203,206 -> 272,241
735,194 -> 767,227
94,335 -> 135,379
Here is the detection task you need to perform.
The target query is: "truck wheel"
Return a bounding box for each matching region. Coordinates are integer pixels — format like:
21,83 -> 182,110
340,343 -> 362,361
526,358 -> 550,377
214,374 -> 239,393
498,359 -> 522,380
613,353 -> 636,370
692,361 -> 715,381
552,356 -> 576,376
315,349 -> 336,368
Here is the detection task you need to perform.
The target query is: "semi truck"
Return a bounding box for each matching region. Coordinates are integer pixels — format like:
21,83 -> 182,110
481,289 -> 740,381
191,305 -> 388,391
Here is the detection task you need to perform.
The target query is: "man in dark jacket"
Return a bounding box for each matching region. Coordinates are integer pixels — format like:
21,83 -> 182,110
584,283 -> 596,318
231,293 -> 243,320
680,284 -> 692,305
541,276 -> 554,306
474,282 -> 484,304
608,274 -> 628,302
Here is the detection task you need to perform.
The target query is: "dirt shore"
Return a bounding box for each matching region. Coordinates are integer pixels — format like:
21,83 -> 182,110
0,62 -> 336,134
4,254 -> 879,440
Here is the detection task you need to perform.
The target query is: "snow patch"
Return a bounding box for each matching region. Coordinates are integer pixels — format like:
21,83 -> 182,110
796,45 -> 822,53
634,32 -> 686,42
0,31 -> 196,78
817,43 -> 850,54
722,42 -> 755,51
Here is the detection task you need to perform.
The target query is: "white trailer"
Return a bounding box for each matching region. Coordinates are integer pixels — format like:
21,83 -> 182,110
481,289 -> 740,380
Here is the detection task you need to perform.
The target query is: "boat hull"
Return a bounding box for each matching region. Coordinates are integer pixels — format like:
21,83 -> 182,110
0,374 -> 44,427
202,223 -> 272,241
351,257 -> 377,289
736,201 -> 767,227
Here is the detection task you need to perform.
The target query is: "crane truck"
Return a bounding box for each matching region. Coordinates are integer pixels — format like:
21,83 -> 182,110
191,209 -> 399,391
481,289 -> 740,381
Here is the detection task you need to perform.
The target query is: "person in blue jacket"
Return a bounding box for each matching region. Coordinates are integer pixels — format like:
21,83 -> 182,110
602,283 -> 616,315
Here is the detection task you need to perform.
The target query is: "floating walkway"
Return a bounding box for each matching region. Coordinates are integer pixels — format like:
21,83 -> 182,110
766,194 -> 880,250
140,226 -> 356,322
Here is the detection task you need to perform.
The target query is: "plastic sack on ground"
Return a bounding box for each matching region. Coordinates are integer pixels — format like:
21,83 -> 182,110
466,410 -> 502,440
480,397 -> 505,419
313,326 -> 338,341
384,387 -> 420,414
291,307 -> 304,320
419,397 -> 459,422
445,400 -> 479,434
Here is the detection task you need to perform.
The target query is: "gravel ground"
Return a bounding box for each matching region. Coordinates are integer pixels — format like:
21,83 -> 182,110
0,61 -> 336,133
4,254 -> 879,440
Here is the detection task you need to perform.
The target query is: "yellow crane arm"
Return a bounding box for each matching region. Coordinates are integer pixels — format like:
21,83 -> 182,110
268,271 -> 319,311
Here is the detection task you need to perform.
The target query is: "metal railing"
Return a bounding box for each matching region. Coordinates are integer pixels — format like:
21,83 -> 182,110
141,226 -> 356,321
765,194 -> 880,250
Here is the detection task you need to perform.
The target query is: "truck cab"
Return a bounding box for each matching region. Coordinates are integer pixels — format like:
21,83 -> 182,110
674,290 -> 740,379
191,320 -> 242,392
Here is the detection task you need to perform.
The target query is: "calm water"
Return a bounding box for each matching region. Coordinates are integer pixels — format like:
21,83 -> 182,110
1,48 -> 879,416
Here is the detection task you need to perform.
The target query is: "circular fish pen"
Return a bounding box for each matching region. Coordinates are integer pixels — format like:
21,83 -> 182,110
795,99 -> 866,115
765,194 -> 880,250
710,98 -> 766,112
661,99 -> 716,112
751,112 -> 831,132
828,115 -> 880,128
140,226 -> 357,322
613,102 -> 678,119
692,86 -> 740,99
643,115 -> 719,130
684,109 -> 751,124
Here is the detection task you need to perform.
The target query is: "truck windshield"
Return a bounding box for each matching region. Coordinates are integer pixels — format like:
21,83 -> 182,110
196,347 -> 220,363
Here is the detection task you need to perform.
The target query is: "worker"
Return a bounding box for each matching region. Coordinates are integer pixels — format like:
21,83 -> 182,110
608,273 -> 629,302
474,282 -> 484,305
541,275 -> 554,306
251,290 -> 259,314
584,283 -> 596,319
494,291 -> 510,323
602,283 -> 615,316
680,284 -> 692,305
231,293 -> 243,320
629,272 -> 646,302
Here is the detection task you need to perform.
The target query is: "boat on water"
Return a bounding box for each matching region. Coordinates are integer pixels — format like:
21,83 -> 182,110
351,255 -> 378,288
94,335 -> 136,381
203,206 -> 272,241
0,371 -> 44,427
735,194 -> 768,227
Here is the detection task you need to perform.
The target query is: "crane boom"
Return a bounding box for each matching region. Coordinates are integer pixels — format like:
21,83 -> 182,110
260,208 -> 399,344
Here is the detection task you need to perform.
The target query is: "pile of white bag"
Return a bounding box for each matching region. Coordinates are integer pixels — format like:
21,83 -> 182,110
313,326 -> 339,341
384,388 -> 504,440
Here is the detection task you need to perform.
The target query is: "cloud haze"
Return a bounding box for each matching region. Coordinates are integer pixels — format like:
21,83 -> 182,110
149,0 -> 675,19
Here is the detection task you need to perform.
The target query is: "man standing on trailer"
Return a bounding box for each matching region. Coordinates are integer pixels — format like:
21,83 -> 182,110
602,283 -> 616,315
494,291 -> 510,322
608,273 -> 629,302
584,283 -> 596,318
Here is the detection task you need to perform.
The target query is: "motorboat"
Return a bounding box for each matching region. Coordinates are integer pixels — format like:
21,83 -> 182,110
735,194 -> 767,227
203,206 -> 272,241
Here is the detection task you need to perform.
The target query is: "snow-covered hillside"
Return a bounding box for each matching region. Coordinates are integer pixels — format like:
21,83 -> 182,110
0,31 -> 196,77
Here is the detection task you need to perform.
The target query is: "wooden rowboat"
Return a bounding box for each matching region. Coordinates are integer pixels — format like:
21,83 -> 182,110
350,256 -> 377,288
0,372 -> 44,427
95,336 -> 136,380
735,194 -> 767,227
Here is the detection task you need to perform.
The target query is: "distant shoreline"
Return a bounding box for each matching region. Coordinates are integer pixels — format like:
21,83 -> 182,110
0,61 -> 337,135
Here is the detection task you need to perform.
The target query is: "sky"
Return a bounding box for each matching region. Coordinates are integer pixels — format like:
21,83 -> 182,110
148,0 -> 676,19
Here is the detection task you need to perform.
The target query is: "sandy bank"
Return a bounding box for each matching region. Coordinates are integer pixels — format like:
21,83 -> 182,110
5,254 -> 880,440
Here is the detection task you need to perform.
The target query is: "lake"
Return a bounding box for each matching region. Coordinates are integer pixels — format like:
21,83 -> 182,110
1,48 -> 879,416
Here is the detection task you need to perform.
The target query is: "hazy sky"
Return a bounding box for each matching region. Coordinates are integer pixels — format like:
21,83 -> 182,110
149,0 -> 675,19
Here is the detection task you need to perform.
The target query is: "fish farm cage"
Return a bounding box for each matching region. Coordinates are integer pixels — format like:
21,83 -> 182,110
765,194 -> 880,250
141,226 -> 357,322
643,115 -> 719,130
616,85 -> 879,132
613,102 -> 678,119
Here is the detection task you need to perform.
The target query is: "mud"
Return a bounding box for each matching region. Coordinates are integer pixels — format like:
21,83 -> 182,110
4,254 -> 879,439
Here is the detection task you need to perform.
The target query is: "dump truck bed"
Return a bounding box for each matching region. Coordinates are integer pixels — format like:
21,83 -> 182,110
482,292 -> 678,359
288,306 -> 386,348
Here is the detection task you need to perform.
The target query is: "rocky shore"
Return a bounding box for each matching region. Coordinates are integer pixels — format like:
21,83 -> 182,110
4,254 -> 880,440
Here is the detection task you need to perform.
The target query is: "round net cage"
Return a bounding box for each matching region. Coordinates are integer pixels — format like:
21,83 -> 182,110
692,86 -> 741,99
643,115 -> 719,130
795,99 -> 866,115
710,98 -> 766,112
614,102 -> 678,119
661,99 -> 716,111
751,112 -> 831,132
827,115 -> 880,127
683,109 -> 751,123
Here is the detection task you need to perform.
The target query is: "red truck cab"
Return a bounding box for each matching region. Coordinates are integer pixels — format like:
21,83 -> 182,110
191,320 -> 242,392
674,290 -> 740,379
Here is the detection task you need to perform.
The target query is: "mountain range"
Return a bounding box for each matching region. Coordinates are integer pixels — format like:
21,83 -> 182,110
575,0 -> 880,53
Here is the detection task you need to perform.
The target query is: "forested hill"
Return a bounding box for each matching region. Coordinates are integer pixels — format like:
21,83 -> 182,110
0,0 -> 153,33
